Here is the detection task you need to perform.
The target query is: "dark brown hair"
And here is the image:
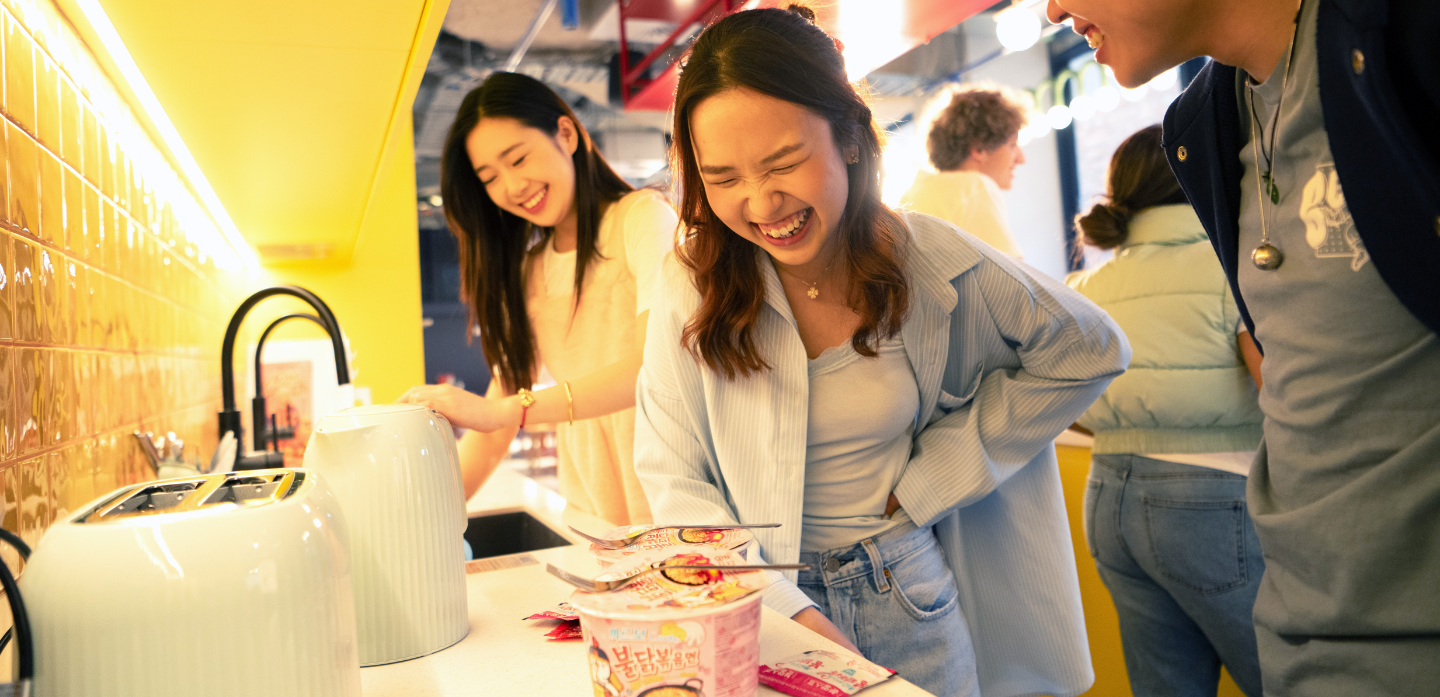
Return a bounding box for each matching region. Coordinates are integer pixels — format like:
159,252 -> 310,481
440,72 -> 633,392
926,84 -> 1028,171
1074,124 -> 1188,249
671,5 -> 909,379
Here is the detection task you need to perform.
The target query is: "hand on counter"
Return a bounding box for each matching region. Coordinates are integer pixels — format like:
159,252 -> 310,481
791,606 -> 862,655
398,384 -> 521,433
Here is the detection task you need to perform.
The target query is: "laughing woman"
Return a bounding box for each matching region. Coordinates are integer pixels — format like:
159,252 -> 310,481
633,7 -> 1129,696
401,73 -> 677,526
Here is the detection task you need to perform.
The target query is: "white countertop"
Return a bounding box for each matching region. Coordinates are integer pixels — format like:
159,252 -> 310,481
359,467 -> 932,696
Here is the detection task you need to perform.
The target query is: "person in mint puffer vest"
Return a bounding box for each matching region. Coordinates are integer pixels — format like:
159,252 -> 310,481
1066,125 -> 1266,697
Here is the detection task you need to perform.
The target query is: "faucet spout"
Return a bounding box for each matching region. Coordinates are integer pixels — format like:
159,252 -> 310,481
219,285 -> 350,470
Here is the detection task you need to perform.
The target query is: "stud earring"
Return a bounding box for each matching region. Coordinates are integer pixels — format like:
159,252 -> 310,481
846,152 -> 860,164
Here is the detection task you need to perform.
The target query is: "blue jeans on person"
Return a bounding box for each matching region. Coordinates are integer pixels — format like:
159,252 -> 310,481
1085,454 -> 1265,697
796,519 -> 979,697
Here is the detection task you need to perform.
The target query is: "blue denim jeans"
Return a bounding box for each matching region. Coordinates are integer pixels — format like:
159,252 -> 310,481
1086,454 -> 1265,697
796,519 -> 979,697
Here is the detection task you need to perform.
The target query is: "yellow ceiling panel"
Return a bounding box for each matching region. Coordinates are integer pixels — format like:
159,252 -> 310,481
96,0 -> 433,259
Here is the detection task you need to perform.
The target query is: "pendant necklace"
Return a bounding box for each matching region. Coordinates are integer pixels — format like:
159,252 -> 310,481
1245,0 -> 1302,271
780,259 -> 833,300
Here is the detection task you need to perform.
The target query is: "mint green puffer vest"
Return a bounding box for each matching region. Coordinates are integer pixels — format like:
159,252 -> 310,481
1066,204 -> 1262,454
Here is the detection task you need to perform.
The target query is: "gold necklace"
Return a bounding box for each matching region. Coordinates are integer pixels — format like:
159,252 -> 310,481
778,259 -> 833,300
1246,0 -> 1303,271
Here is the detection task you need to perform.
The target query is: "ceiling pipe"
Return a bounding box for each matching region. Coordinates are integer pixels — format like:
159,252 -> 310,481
503,0 -> 560,73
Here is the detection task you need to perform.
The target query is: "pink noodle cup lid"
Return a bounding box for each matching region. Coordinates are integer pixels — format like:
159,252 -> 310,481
589,525 -> 755,567
569,547 -> 771,620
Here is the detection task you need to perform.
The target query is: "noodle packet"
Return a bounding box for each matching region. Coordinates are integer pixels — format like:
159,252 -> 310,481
523,601 -> 580,622
758,649 -> 897,696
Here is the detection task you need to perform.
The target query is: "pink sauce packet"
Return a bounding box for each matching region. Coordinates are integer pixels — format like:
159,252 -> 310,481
758,650 -> 897,696
545,621 -> 584,641
523,601 -> 581,622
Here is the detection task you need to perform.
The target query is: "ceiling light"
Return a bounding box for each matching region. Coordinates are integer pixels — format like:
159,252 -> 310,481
428,195 -> 443,207
1069,95 -> 1096,121
1149,68 -> 1179,91
1046,104 -> 1073,130
1121,84 -> 1149,102
995,5 -> 1042,53
1093,85 -> 1120,112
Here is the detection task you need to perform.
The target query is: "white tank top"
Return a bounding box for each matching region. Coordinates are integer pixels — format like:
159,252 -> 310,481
800,334 -> 920,552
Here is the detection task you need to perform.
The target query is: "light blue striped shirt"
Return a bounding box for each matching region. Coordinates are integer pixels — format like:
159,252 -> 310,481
635,213 -> 1130,697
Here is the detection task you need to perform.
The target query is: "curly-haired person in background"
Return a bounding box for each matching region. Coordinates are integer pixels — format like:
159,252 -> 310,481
899,84 -> 1028,259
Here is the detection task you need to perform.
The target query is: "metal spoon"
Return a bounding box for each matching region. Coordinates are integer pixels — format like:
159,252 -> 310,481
568,523 -> 781,550
546,562 -> 808,593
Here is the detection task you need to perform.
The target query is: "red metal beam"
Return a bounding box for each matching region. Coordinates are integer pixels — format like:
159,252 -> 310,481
616,0 -> 996,111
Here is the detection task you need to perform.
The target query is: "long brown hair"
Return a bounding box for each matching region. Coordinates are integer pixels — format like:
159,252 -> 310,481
671,5 -> 909,380
441,72 -> 633,392
1075,124 -> 1188,249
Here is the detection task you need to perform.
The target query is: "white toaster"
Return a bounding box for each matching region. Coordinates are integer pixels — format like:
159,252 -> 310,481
19,469 -> 361,697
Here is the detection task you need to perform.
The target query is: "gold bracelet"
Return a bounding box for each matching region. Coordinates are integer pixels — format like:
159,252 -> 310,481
516,387 -> 536,429
562,381 -> 574,425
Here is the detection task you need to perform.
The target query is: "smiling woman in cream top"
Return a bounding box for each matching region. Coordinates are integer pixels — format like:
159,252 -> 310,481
399,72 -> 676,527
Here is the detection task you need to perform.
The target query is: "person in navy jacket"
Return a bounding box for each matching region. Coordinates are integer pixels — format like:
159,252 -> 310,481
1045,1 -> 1439,695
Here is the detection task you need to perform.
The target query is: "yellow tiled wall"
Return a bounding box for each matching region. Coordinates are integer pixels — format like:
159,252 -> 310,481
0,0 -> 247,573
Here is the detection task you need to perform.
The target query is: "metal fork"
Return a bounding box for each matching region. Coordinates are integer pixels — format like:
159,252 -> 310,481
567,523 -> 782,550
546,562 -> 810,593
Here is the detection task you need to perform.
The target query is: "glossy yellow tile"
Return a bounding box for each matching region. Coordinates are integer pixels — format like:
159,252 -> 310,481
5,122 -> 37,233
90,353 -> 109,432
97,123 -> 111,200
0,464 -> 18,572
14,348 -> 39,453
58,73 -> 78,168
62,257 -> 77,346
38,148 -> 61,245
81,101 -> 97,185
55,442 -> 97,521
3,13 -> 36,136
35,247 -> 56,345
114,143 -> 128,210
10,235 -> 36,342
48,350 -> 71,445
102,197 -> 120,279
0,347 -> 12,457
81,262 -> 99,348
89,433 -> 118,503
0,234 -> 11,340
82,180 -> 98,268
14,455 -> 53,550
36,54 -> 58,150
72,349 -> 90,435
62,167 -> 82,256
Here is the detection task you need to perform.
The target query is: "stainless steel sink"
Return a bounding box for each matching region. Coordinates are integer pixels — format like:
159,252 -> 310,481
464,511 -> 570,559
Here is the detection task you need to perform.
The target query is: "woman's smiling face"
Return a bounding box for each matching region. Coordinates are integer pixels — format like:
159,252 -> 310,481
465,115 -> 579,228
689,87 -> 851,272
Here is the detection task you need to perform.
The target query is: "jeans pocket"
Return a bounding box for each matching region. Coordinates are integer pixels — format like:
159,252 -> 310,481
886,546 -> 960,622
1083,478 -> 1103,557
1143,496 -> 1248,596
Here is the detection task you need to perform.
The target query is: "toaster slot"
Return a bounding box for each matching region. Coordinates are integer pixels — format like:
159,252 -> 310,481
204,475 -> 284,504
108,481 -> 204,516
201,471 -> 304,508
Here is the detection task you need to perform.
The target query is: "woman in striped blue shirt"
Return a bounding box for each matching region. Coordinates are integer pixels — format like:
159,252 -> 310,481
634,7 -> 1130,696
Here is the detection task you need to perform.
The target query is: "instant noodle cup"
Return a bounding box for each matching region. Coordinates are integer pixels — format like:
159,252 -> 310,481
589,525 -> 755,568
571,547 -> 770,697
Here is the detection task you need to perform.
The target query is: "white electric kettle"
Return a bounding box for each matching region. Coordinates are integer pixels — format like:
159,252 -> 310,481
304,404 -> 469,665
